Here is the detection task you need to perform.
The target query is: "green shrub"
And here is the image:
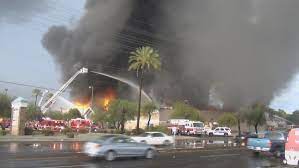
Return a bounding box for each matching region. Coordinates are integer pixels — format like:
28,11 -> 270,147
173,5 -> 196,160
99,129 -> 108,133
42,129 -> 54,136
147,125 -> 170,135
24,127 -> 33,135
124,131 -> 132,136
32,130 -> 42,136
0,130 -> 6,136
61,127 -> 73,135
78,128 -> 88,134
96,129 -> 106,133
131,128 -> 145,135
114,130 -> 123,134
66,132 -> 74,138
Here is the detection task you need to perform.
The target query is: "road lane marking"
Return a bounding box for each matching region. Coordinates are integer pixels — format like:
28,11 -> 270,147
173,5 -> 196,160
199,153 -> 240,158
40,165 -> 89,168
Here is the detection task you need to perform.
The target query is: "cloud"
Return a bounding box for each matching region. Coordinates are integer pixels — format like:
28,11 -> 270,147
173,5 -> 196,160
0,0 -> 49,24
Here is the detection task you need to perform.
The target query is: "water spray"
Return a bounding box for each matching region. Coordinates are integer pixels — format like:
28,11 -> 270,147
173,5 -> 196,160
90,71 -> 152,102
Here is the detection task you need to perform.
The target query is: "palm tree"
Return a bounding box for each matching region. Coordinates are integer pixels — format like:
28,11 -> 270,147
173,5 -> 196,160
142,102 -> 158,129
46,92 -> 54,101
32,89 -> 42,107
128,46 -> 161,133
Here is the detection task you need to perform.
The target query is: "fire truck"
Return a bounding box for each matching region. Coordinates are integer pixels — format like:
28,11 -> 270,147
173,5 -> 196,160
70,118 -> 91,130
167,119 -> 205,135
38,118 -> 67,131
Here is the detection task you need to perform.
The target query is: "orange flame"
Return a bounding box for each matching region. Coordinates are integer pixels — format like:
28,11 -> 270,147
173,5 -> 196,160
74,101 -> 90,110
103,98 -> 110,110
96,87 -> 116,111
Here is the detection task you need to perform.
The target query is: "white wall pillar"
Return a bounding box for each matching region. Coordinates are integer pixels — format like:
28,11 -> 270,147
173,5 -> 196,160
11,97 -> 28,136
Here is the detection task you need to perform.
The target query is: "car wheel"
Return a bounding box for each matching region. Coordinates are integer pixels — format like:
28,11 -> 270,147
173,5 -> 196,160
253,151 -> 260,157
105,151 -> 117,161
163,140 -> 171,146
224,133 -> 228,137
145,149 -> 155,159
209,133 -> 213,137
274,148 -> 282,158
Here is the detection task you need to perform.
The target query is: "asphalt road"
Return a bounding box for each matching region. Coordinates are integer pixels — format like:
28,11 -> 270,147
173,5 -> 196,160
0,143 -> 287,168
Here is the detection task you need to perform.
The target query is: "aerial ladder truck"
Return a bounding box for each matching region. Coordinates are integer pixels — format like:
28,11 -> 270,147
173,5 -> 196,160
40,67 -> 88,113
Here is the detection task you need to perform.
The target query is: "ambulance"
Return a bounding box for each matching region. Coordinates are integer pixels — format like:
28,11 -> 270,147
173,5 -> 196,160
284,128 -> 299,166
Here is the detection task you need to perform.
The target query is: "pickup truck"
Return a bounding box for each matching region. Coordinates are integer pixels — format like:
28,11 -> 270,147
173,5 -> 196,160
247,131 -> 287,157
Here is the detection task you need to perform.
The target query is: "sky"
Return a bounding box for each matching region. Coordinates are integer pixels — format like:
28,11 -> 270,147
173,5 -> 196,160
0,0 -> 85,101
0,0 -> 298,113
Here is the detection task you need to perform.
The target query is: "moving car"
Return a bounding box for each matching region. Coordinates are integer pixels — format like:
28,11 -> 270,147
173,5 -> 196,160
247,131 -> 287,157
284,128 -> 299,166
208,127 -> 232,136
83,135 -> 156,161
235,132 -> 258,145
131,132 -> 174,145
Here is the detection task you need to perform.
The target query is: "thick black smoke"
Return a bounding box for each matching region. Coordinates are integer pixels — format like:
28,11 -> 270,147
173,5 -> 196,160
43,0 -> 299,109
157,0 -> 299,109
42,0 -> 134,101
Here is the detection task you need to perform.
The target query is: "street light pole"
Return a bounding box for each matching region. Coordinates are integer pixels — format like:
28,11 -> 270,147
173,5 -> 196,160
89,86 -> 94,108
88,85 -> 94,134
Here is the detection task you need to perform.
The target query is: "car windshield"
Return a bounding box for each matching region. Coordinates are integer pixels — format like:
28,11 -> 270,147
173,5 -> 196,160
97,135 -> 116,141
112,136 -> 136,143
193,123 -> 203,127
267,132 -> 284,140
139,133 -> 150,137
257,133 -> 266,138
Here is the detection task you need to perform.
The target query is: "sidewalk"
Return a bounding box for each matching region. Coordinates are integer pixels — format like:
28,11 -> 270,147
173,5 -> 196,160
0,133 -> 199,142
0,133 -> 103,142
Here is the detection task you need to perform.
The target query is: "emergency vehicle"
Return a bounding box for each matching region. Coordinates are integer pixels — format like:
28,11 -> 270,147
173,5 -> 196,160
167,119 -> 204,135
284,128 -> 299,166
70,118 -> 91,130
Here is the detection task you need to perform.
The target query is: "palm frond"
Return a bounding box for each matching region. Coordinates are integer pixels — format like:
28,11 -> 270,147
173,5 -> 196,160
128,46 -> 161,73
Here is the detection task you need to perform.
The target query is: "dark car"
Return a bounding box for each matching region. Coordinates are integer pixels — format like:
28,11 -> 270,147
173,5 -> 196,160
235,132 -> 258,145
247,131 -> 287,157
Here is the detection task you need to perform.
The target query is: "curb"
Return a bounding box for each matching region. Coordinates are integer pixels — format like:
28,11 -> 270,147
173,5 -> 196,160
157,147 -> 247,153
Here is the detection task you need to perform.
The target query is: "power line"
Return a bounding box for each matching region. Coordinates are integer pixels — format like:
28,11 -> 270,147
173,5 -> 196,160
0,80 -> 60,92
0,72 -> 135,93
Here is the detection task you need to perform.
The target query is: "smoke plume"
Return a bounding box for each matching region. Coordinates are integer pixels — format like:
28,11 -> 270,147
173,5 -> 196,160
156,0 -> 299,109
42,0 -> 299,110
42,0 -> 134,101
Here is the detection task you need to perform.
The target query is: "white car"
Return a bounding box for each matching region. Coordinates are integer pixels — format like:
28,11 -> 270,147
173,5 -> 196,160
208,127 -> 232,136
131,132 -> 174,145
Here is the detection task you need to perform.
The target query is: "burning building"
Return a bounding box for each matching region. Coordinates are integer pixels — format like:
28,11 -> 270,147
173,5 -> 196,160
73,86 -> 116,112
